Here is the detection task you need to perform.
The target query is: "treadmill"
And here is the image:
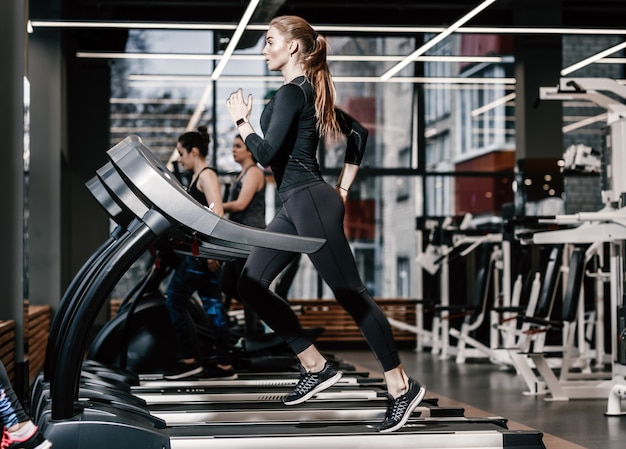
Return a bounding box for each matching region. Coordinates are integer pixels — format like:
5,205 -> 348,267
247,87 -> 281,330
84,139 -> 489,422
37,136 -> 546,449
31,137 -> 325,419
83,140 -> 470,424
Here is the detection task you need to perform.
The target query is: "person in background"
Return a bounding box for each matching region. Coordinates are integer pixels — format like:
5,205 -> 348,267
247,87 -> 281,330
164,126 -> 235,380
221,135 -> 266,338
225,15 -> 426,432
1,359 -> 51,449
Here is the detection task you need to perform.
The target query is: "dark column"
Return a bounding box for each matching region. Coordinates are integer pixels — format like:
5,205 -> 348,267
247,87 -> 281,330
28,27 -> 63,311
62,56 -> 111,290
0,0 -> 26,367
513,0 -> 564,215
60,26 -> 129,293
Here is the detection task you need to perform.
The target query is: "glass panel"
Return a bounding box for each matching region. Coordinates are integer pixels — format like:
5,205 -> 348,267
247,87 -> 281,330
106,27 -> 626,299
110,29 -> 216,161
424,174 -> 515,217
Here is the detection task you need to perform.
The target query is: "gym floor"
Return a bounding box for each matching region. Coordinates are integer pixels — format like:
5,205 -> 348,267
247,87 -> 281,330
334,349 -> 625,449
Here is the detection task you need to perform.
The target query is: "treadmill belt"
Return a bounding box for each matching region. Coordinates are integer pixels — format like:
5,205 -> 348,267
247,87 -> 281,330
149,399 -> 466,425
168,419 -> 544,449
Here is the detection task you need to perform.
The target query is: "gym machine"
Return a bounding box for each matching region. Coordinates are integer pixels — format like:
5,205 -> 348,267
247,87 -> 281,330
34,136 -> 546,448
524,78 -> 626,409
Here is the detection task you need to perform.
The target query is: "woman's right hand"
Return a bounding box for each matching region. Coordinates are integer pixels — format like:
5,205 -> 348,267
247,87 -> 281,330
226,88 -> 253,124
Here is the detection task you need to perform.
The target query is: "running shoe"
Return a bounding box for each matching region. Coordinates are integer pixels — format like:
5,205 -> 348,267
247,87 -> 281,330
2,425 -> 52,449
378,378 -> 426,433
283,361 -> 343,405
200,365 -> 238,380
162,361 -> 203,380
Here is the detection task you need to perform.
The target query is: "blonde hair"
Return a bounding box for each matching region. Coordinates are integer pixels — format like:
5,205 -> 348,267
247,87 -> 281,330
268,15 -> 341,140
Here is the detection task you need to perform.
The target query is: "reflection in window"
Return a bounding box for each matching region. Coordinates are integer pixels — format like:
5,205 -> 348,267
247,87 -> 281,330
108,30 -> 519,300
458,65 -> 515,157
424,37 -> 452,123
396,147 -> 411,201
425,175 -> 453,217
425,131 -> 451,171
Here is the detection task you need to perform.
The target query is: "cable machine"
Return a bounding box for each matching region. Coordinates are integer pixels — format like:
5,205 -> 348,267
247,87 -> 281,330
529,78 -> 626,412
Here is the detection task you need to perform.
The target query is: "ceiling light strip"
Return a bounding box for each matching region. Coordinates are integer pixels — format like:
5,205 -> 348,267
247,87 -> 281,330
380,0 -> 498,81
459,26 -> 626,35
30,20 -> 626,36
172,0 -> 260,167
127,81 -> 516,92
76,51 -> 509,64
563,113 -> 608,133
561,40 -> 626,75
471,92 -> 516,117
76,52 -> 224,60
128,74 -> 515,84
596,57 -> 626,64
29,20 -> 237,30
211,0 -> 260,80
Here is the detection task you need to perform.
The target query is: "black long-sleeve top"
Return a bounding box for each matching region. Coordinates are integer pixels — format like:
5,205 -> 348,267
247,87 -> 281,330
245,75 -> 368,192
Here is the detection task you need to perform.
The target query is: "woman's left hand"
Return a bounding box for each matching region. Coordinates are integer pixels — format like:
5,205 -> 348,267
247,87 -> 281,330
335,185 -> 349,204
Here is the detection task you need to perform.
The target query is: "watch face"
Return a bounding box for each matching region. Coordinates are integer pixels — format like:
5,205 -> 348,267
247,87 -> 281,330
236,118 -> 246,126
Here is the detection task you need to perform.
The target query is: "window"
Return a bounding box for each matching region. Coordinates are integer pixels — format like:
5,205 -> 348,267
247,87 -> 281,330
397,257 -> 410,298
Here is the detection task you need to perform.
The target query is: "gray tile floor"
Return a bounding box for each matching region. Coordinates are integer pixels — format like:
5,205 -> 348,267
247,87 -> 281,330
334,349 -> 626,449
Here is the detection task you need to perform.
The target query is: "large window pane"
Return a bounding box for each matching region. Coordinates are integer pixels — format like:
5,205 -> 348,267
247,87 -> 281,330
105,28 -> 623,300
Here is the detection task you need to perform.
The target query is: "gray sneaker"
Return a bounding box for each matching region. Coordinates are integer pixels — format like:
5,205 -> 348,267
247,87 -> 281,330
378,378 -> 426,432
283,361 -> 343,405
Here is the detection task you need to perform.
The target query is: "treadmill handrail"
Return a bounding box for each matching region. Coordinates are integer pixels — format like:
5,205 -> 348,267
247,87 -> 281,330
106,136 -> 325,254
93,161 -> 254,260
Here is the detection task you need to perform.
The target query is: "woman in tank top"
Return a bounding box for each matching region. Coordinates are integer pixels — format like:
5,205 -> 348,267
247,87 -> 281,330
221,135 -> 266,337
163,126 -> 235,380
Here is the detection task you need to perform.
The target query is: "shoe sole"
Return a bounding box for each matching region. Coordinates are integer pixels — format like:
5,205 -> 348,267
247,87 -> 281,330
35,441 -> 53,449
163,366 -> 204,380
283,370 -> 343,405
378,386 -> 427,433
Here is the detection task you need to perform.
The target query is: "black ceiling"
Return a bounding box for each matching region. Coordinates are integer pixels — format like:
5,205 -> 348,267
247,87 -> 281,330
33,0 -> 626,29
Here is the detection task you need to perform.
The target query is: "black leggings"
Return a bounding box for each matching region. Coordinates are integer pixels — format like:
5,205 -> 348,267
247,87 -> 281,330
239,181 -> 401,371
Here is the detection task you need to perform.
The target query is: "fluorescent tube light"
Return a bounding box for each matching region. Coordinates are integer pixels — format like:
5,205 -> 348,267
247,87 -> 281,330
127,74 -> 515,84
30,20 -> 626,37
211,0 -> 260,80
563,113 -> 608,133
471,93 -> 516,117
561,40 -> 626,75
380,0 -> 498,81
76,51 -> 509,64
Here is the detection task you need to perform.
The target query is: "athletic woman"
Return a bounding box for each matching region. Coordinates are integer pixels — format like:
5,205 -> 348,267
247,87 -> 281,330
225,15 -> 425,432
